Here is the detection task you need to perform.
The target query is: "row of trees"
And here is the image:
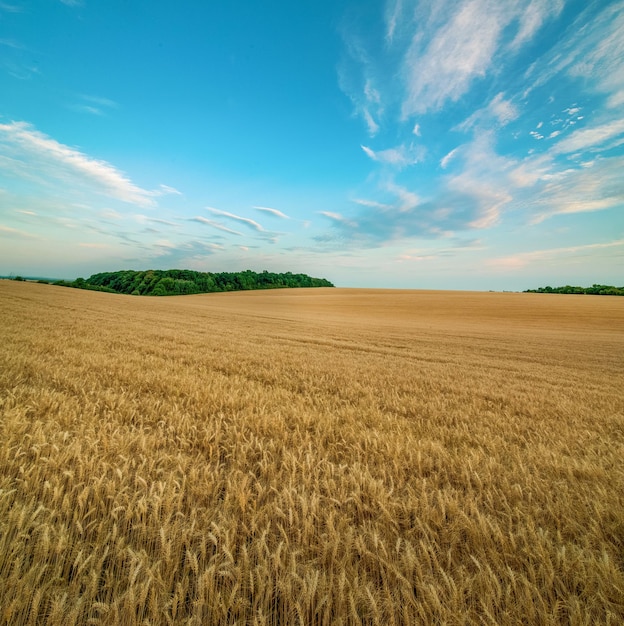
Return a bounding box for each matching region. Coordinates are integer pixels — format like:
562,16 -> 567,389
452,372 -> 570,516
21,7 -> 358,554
524,284 -> 624,296
54,269 -> 334,296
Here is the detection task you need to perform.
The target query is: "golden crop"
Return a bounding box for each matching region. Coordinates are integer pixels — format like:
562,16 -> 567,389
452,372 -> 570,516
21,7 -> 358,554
1,281 -> 623,625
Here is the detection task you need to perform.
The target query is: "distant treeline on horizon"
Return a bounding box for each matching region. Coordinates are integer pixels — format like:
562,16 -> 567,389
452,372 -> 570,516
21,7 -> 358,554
524,284 -> 623,296
50,269 -> 334,296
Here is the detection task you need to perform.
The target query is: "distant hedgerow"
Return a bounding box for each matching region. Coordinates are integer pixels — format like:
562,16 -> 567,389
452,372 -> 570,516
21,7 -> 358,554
55,269 -> 334,296
524,284 -> 624,296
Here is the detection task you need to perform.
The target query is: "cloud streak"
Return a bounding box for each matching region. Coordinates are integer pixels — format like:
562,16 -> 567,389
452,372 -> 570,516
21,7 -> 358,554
401,0 -> 563,117
0,224 -> 41,239
207,207 -> 266,232
0,121 -> 164,207
253,206 -> 290,219
489,239 -> 624,270
550,119 -> 624,155
70,94 -> 118,116
525,156 -> 624,224
191,216 -> 243,236
319,182 -> 496,247
361,143 -> 424,167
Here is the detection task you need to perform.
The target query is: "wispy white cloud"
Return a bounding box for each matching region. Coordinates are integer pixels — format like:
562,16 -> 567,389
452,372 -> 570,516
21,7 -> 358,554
319,211 -> 358,229
83,95 -> 117,108
384,181 -> 420,212
341,0 -> 565,129
319,211 -> 344,222
523,2 -> 624,108
253,206 -> 290,219
457,92 -> 519,131
401,0 -> 562,117
360,145 -> 376,160
337,26 -> 386,137
134,214 -> 179,227
71,94 -> 118,116
0,121 -> 163,207
72,105 -> 105,116
550,119 -> 624,155
443,132 -> 515,228
362,109 -> 380,136
566,3 -> 624,109
156,184 -> 182,196
488,93 -> 519,125
0,224 -> 41,239
352,198 -> 392,209
206,207 -> 266,232
509,153 -> 551,188
563,106 -> 581,116
440,147 -> 458,169
363,78 -> 381,105
319,172 -> 500,247
203,242 -> 223,251
384,0 -> 404,43
361,143 -> 424,167
191,216 -> 243,236
453,109 -> 624,226
509,0 -> 564,50
488,239 -> 624,270
527,156 -> 624,224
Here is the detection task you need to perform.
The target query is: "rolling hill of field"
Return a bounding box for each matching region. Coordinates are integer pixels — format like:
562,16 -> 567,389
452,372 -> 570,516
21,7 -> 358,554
1,281 -> 623,625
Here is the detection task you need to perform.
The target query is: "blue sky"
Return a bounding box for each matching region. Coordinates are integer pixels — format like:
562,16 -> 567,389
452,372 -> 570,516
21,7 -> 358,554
1,0 -> 622,289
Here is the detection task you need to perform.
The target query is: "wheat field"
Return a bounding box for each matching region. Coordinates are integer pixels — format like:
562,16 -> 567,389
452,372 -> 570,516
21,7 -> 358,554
1,280 -> 623,625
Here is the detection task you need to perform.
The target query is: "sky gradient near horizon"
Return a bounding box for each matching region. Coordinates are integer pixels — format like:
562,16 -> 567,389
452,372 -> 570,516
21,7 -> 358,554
1,0 -> 623,290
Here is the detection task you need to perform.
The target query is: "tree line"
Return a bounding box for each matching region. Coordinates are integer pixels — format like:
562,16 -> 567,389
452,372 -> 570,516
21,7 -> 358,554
524,284 -> 623,296
53,269 -> 334,296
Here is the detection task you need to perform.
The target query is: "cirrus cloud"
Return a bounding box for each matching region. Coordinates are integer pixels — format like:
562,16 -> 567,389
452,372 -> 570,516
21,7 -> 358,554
0,121 -> 167,207
206,207 -> 266,232
253,206 -> 290,219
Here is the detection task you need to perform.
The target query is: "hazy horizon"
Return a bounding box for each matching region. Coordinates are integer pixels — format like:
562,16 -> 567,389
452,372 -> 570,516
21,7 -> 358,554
1,1 -> 623,291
